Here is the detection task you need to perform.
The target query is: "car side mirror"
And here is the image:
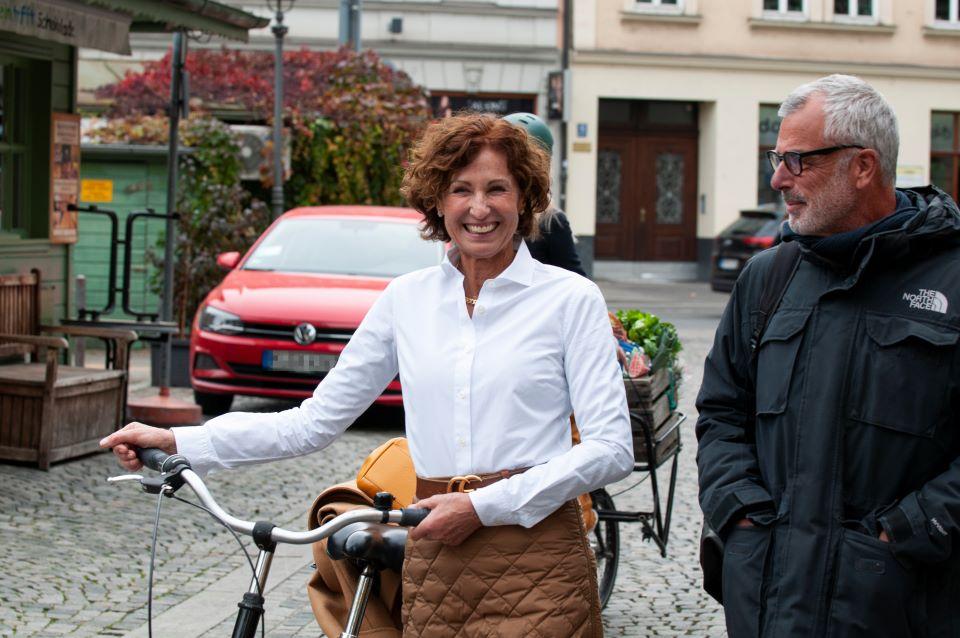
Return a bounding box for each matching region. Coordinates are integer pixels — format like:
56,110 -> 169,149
216,251 -> 241,270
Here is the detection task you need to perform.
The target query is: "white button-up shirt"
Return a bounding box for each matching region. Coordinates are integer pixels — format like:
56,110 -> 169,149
175,241 -> 633,527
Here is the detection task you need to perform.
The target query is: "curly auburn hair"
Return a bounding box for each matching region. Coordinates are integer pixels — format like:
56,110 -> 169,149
401,114 -> 552,242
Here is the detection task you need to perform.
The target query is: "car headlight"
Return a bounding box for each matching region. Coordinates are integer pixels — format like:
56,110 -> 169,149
198,304 -> 244,335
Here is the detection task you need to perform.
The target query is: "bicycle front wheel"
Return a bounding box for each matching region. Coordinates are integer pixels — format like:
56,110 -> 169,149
590,488 -> 619,609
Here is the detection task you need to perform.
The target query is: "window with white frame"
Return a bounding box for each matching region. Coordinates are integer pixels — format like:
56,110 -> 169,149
634,0 -> 682,12
834,0 -> 876,20
936,0 -> 959,24
763,0 -> 805,16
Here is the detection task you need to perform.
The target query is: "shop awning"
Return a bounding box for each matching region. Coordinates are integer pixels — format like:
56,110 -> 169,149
86,0 -> 269,43
0,0 -> 268,56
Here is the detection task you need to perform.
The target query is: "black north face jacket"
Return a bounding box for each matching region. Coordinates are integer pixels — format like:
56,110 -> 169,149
696,186 -> 960,638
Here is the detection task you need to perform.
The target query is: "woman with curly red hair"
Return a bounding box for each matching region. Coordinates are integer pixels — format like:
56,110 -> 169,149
103,113 -> 632,636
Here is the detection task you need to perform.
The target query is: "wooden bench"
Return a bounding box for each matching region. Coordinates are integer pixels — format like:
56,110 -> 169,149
0,271 -> 137,470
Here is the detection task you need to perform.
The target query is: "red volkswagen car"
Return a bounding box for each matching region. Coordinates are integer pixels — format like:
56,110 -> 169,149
190,206 -> 444,415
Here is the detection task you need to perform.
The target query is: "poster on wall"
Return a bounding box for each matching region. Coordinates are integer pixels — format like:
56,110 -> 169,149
547,71 -> 563,120
50,112 -> 80,244
430,94 -> 536,119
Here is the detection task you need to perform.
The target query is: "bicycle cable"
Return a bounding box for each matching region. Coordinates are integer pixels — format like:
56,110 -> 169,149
609,473 -> 651,498
147,489 -> 165,638
142,488 -> 266,638
171,494 -> 266,638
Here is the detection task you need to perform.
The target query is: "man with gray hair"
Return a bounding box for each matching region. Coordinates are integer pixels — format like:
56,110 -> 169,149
696,74 -> 960,637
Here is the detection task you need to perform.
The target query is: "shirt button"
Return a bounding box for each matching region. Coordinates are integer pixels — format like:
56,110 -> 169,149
457,389 -> 467,399
458,438 -> 467,448
476,306 -> 486,316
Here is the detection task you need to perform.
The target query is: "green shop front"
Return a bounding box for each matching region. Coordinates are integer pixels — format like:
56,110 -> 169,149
0,0 -> 267,325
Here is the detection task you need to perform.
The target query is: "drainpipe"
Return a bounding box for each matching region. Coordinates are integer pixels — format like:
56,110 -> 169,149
559,0 -> 571,209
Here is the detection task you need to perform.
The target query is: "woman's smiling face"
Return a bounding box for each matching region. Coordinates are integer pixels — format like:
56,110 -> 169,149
440,146 -> 521,264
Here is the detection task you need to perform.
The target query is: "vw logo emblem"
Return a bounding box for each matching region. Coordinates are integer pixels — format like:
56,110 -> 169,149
293,322 -> 317,346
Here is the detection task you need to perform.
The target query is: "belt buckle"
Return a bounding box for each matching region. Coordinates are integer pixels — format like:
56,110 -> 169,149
446,474 -> 482,493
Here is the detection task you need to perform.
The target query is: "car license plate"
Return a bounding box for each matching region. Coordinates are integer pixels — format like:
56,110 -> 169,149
718,258 -> 740,271
263,350 -> 338,374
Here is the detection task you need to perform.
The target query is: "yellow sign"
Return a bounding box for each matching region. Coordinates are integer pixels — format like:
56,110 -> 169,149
572,142 -> 592,153
81,179 -> 114,203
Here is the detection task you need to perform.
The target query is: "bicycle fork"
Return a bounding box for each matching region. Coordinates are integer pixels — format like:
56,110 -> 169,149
233,522 -> 279,638
232,548 -> 274,638
341,563 -> 377,638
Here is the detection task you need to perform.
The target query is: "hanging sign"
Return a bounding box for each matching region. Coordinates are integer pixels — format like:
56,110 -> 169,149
50,112 -> 80,244
0,0 -> 131,55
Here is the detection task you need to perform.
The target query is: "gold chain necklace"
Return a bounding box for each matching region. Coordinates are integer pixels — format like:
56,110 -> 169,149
465,295 -> 478,305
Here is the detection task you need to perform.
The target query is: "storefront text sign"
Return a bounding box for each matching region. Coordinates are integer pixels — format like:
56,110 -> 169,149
0,0 -> 131,54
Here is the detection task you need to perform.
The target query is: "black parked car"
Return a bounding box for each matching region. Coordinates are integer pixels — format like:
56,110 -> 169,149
710,203 -> 786,292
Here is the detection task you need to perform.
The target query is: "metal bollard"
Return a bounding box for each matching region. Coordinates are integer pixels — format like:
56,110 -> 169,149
75,275 -> 86,366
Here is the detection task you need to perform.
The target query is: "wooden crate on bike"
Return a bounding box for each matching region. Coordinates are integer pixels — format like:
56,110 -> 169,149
624,368 -> 680,467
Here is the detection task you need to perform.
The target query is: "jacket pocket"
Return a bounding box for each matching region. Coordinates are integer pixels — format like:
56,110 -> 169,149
754,308 -> 813,416
848,314 -> 958,437
826,529 -> 921,638
722,525 -> 772,638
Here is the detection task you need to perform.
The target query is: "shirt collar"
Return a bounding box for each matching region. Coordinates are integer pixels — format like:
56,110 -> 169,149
440,237 -> 536,287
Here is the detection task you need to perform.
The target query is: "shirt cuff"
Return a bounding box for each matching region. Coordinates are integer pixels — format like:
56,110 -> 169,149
172,425 -> 218,476
468,481 -> 513,527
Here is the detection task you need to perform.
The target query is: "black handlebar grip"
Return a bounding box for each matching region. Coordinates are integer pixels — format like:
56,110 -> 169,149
399,508 -> 430,527
137,447 -> 170,472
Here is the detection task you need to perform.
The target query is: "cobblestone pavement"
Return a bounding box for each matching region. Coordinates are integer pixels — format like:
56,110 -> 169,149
1,280 -> 729,637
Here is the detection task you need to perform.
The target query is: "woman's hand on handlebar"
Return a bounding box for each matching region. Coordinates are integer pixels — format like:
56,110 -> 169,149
409,492 -> 482,546
100,422 -> 177,471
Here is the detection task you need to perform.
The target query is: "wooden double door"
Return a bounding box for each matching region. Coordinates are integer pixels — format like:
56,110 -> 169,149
594,133 -> 698,262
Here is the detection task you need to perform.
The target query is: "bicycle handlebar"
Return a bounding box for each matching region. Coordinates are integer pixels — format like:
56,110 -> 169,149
128,447 -> 430,545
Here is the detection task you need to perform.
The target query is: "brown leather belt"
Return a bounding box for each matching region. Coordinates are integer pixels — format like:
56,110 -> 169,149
416,467 -> 529,500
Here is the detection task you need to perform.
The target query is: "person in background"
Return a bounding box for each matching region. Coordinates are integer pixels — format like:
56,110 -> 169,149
503,112 -> 588,277
102,113 -> 632,637
696,74 -> 960,637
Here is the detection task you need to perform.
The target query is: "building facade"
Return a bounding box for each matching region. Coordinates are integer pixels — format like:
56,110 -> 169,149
80,0 -> 564,175
569,0 -> 960,277
0,1 -> 265,324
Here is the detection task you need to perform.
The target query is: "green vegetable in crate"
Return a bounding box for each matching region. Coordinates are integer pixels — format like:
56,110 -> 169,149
614,310 -> 683,382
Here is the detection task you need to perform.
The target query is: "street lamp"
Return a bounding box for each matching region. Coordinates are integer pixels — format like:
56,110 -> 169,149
267,0 -> 294,220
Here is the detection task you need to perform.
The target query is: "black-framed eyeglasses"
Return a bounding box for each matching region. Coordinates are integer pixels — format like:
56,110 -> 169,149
766,145 -> 865,176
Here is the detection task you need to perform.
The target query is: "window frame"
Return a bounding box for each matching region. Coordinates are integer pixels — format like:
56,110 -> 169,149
833,0 -> 878,23
934,0 -> 960,24
632,0 -> 683,13
757,103 -> 782,206
931,111 -> 960,204
762,0 -> 807,19
0,58 -> 31,236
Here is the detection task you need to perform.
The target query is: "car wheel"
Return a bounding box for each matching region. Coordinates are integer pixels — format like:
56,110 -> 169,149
194,390 -> 233,416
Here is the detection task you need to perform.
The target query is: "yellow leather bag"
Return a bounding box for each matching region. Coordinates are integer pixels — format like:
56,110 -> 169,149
356,437 -> 417,508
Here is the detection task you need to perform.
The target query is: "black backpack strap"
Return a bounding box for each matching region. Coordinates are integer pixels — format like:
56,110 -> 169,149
749,240 -> 802,356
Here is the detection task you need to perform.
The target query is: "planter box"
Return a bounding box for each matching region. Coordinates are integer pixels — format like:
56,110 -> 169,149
149,337 -> 192,388
624,368 -> 680,467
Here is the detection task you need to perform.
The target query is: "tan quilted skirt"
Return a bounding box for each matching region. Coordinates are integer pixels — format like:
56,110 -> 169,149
400,500 -> 603,637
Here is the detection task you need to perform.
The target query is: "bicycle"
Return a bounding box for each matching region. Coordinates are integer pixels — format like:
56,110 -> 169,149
590,411 -> 687,609
108,447 -> 428,638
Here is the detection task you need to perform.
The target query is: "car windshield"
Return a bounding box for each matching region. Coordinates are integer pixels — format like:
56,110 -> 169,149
726,214 -> 781,237
243,217 -> 442,277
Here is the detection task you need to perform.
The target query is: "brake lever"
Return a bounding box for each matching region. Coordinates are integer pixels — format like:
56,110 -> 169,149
106,473 -> 180,495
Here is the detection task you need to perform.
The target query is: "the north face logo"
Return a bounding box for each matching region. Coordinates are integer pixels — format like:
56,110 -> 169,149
903,289 -> 949,314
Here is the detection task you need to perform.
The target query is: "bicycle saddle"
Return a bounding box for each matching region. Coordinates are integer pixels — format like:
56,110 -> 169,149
327,522 -> 408,573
